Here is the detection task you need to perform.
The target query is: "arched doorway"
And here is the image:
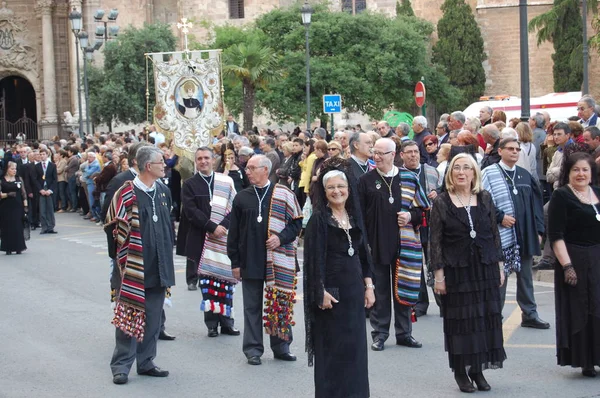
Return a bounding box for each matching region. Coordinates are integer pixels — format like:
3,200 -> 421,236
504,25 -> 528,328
0,76 -> 37,142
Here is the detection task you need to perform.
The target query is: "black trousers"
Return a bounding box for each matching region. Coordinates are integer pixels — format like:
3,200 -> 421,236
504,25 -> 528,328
370,262 -> 412,342
241,278 -> 292,358
186,258 -> 199,286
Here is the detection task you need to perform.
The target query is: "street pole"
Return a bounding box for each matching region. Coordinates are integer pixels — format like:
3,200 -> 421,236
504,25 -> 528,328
582,0 -> 589,95
330,113 -> 334,139
519,0 -> 531,121
305,25 -> 311,133
74,37 -> 84,137
83,53 -> 91,135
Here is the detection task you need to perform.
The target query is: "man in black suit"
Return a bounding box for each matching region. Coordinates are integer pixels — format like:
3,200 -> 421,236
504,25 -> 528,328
25,150 -> 40,229
347,131 -> 374,181
224,114 -> 240,136
101,142 -> 175,341
36,148 -> 57,234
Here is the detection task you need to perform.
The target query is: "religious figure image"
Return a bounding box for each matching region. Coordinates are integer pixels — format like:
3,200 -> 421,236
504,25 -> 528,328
175,79 -> 203,119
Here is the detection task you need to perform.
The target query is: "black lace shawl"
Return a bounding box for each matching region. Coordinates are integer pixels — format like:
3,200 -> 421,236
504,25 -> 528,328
303,157 -> 373,367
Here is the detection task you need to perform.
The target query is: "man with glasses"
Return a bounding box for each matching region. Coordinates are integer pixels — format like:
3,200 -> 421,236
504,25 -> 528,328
577,95 -> 598,128
482,138 -> 549,330
227,155 -> 302,366
358,138 -> 429,351
333,130 -> 350,158
106,146 -> 176,385
348,132 -> 373,181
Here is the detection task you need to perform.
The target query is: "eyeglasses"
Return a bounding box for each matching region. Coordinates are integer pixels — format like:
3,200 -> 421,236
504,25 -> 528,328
577,107 -> 587,111
425,142 -> 436,147
246,165 -> 266,172
452,165 -> 474,172
149,160 -> 165,165
325,185 -> 348,192
503,147 -> 522,152
373,150 -> 393,157
327,148 -> 339,152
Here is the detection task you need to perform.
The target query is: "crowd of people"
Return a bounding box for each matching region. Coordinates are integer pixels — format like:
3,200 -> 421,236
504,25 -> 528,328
0,95 -> 599,395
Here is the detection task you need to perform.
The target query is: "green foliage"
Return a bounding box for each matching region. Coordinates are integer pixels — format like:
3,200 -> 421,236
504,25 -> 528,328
252,6 -> 460,123
529,0 -> 598,92
396,0 -> 415,17
432,0 -> 486,108
88,23 -> 176,126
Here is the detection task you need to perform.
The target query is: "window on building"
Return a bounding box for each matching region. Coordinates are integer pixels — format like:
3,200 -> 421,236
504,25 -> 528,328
342,0 -> 366,15
229,0 -> 245,19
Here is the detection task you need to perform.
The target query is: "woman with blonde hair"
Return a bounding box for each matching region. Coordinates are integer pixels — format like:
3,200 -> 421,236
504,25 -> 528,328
429,153 -> 506,392
436,143 -> 452,186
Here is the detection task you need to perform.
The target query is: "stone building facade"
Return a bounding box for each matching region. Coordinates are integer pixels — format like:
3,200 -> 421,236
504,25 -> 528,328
1,0 -> 598,140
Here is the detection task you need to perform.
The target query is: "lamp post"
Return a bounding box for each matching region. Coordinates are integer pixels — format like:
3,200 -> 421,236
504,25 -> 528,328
69,7 -> 84,138
94,8 -> 119,44
301,2 -> 313,133
518,0 -> 530,121
79,31 -> 92,135
582,0 -> 589,95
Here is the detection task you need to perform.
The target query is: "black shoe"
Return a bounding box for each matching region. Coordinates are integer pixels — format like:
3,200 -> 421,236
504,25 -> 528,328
247,356 -> 261,365
582,368 -> 597,377
187,283 -> 198,291
138,367 -> 169,377
532,260 -> 553,270
521,317 -> 550,329
396,336 -> 422,348
371,339 -> 384,351
469,372 -> 491,391
31,226 -> 37,231
16,251 -> 21,255
5,251 -> 11,255
414,310 -> 427,318
274,352 -> 297,361
47,230 -> 57,234
112,373 -> 128,385
221,326 -> 240,336
39,230 -> 47,235
158,330 -> 176,341
208,327 -> 218,337
455,373 -> 476,393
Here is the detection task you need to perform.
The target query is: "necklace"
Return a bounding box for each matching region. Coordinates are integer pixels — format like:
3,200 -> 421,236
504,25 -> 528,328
410,166 -> 422,181
200,172 -> 214,206
454,192 -> 476,239
143,189 -> 158,223
498,164 -> 518,195
568,184 -> 600,222
376,166 -> 396,204
253,182 -> 271,223
332,210 -> 354,256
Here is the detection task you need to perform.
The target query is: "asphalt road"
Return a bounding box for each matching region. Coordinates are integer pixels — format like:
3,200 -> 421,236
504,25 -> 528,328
0,213 -> 598,398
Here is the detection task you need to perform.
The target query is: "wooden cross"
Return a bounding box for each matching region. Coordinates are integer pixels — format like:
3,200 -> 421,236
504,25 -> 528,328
176,18 -> 193,53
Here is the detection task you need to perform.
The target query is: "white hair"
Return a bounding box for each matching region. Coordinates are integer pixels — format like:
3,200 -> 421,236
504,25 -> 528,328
322,170 -> 347,188
501,127 -> 518,140
413,115 -> 428,129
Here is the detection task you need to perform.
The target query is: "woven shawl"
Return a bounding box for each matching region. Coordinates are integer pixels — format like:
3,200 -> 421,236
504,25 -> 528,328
104,181 -> 146,342
395,169 -> 430,306
198,173 -> 237,317
264,184 -> 302,341
481,164 -> 521,274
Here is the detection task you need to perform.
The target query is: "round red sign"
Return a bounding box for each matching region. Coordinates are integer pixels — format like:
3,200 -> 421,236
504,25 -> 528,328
414,81 -> 426,107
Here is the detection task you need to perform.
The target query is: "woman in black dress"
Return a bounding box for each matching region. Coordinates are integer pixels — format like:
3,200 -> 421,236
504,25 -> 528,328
548,152 -> 600,377
429,153 -> 506,393
0,161 -> 28,254
304,164 -> 375,398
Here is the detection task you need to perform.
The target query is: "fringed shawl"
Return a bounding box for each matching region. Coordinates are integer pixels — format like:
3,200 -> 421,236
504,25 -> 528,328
263,184 -> 302,341
481,164 -> 521,274
104,181 -> 146,342
395,168 -> 430,306
198,173 -> 237,317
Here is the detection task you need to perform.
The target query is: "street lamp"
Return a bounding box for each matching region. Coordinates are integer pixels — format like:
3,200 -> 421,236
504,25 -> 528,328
79,31 -> 92,135
94,8 -> 119,44
582,0 -> 589,95
69,7 -> 84,137
301,2 -> 313,133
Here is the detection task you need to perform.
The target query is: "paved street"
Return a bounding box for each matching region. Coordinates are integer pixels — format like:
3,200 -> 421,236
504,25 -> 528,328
0,212 -> 598,398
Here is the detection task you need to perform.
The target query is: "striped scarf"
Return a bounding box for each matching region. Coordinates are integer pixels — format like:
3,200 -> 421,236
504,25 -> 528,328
395,169 -> 430,306
481,164 -> 521,274
264,184 -> 302,341
198,173 -> 237,317
104,181 -> 146,342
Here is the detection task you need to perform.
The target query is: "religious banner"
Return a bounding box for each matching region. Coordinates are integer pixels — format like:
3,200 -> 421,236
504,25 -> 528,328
147,49 -> 224,156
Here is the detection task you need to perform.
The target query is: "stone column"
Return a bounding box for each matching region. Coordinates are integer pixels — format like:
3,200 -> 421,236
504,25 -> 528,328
36,0 -> 58,123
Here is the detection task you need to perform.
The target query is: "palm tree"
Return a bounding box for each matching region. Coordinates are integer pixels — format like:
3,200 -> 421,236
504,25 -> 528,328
222,42 -> 283,132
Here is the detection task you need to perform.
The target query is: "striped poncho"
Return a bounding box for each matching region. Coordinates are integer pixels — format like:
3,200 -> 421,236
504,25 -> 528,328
395,168 -> 430,306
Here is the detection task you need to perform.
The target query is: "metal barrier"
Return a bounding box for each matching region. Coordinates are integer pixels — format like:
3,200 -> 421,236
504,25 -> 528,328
0,116 -> 37,142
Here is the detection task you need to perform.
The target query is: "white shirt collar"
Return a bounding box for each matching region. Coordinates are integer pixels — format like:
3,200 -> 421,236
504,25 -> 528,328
351,155 -> 368,166
499,160 -> 516,172
378,165 -> 398,177
133,176 -> 156,192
